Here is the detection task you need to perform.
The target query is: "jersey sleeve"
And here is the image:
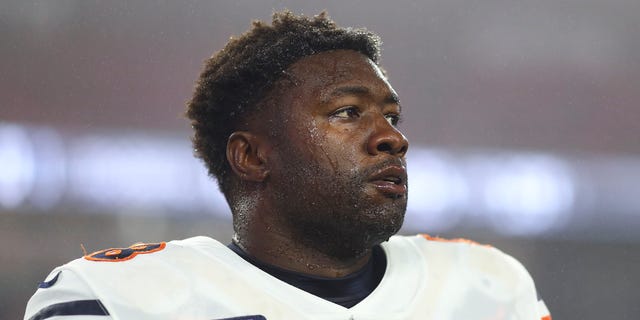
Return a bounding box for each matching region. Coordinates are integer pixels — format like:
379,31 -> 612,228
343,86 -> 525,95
24,267 -> 112,320
537,298 -> 552,320
498,248 -> 553,320
492,246 -> 552,320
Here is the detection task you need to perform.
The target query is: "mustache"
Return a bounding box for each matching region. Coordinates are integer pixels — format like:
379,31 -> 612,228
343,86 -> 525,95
361,158 -> 407,179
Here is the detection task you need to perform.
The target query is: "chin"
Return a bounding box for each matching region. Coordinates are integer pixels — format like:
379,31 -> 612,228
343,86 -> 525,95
295,206 -> 405,260
367,214 -> 405,243
342,208 -> 406,252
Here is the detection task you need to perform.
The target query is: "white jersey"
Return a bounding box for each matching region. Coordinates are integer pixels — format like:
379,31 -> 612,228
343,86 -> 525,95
24,235 -> 551,320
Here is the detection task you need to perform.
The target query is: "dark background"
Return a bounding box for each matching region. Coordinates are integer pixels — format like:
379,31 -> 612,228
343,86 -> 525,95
2,1 -> 639,319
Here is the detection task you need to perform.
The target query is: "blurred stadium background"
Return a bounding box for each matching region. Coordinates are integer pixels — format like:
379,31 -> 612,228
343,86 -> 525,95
2,1 -> 639,319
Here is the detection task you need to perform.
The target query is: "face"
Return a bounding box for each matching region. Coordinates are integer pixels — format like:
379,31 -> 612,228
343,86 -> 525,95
263,50 -> 409,258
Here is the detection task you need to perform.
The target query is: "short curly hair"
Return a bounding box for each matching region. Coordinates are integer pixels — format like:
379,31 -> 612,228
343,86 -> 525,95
186,10 -> 382,196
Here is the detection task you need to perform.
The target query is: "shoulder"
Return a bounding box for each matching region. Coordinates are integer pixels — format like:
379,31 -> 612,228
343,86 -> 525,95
24,266 -> 109,320
389,234 -> 529,274
386,234 -> 551,319
64,236 -> 223,270
24,236 -> 226,320
53,236 -> 228,287
389,234 -> 533,284
81,236 -> 221,262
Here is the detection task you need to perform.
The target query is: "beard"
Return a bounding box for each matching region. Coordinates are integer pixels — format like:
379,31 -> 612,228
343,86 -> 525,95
269,150 -> 407,260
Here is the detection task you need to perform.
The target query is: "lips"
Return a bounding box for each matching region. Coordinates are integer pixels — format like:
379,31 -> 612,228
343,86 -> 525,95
368,165 -> 407,197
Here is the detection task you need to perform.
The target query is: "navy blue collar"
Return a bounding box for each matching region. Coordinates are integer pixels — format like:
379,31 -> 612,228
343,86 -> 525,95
227,242 -> 387,308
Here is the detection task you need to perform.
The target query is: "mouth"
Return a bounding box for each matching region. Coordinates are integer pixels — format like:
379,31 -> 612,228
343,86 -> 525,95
368,165 -> 407,197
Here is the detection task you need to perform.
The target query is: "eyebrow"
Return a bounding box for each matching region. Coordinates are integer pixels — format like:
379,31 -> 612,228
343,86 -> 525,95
321,85 -> 401,108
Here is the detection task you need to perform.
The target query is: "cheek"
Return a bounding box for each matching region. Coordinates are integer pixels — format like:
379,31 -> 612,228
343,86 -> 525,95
286,115 -> 370,172
277,118 -> 332,169
306,119 -> 324,145
321,128 -> 368,171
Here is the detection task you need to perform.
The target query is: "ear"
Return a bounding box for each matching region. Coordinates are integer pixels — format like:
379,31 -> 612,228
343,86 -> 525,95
226,131 -> 270,182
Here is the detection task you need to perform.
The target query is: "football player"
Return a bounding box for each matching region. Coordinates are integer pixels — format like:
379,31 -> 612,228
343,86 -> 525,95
25,11 -> 551,320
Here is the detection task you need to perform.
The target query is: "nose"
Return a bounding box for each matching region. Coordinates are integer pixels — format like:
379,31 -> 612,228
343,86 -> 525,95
366,116 -> 409,157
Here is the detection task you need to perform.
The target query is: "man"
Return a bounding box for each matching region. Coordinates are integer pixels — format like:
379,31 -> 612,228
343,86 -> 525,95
24,11 -> 551,320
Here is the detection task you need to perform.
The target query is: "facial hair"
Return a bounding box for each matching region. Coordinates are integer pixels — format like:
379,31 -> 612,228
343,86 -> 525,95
270,150 -> 407,260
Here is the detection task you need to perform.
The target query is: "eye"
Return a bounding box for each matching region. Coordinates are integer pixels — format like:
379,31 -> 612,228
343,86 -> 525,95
385,113 -> 401,126
331,106 -> 360,119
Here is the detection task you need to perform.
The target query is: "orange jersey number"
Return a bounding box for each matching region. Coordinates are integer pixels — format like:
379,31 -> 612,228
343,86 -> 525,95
84,242 -> 166,262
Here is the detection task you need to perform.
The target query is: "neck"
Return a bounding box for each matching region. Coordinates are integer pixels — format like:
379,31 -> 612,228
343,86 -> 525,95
233,217 -> 373,278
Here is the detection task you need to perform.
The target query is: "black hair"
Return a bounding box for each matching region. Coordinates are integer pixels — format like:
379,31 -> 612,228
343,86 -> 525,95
186,10 -> 382,196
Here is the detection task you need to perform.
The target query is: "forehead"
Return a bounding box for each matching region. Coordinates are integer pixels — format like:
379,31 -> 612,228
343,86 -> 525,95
281,50 -> 392,99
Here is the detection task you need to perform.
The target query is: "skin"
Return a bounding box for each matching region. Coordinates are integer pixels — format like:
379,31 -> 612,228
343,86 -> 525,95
226,50 -> 409,277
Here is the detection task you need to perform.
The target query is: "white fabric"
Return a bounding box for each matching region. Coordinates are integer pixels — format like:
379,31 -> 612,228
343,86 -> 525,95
25,235 -> 550,320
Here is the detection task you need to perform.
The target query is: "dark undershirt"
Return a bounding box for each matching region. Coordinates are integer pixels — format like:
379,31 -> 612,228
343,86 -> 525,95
227,242 -> 387,308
